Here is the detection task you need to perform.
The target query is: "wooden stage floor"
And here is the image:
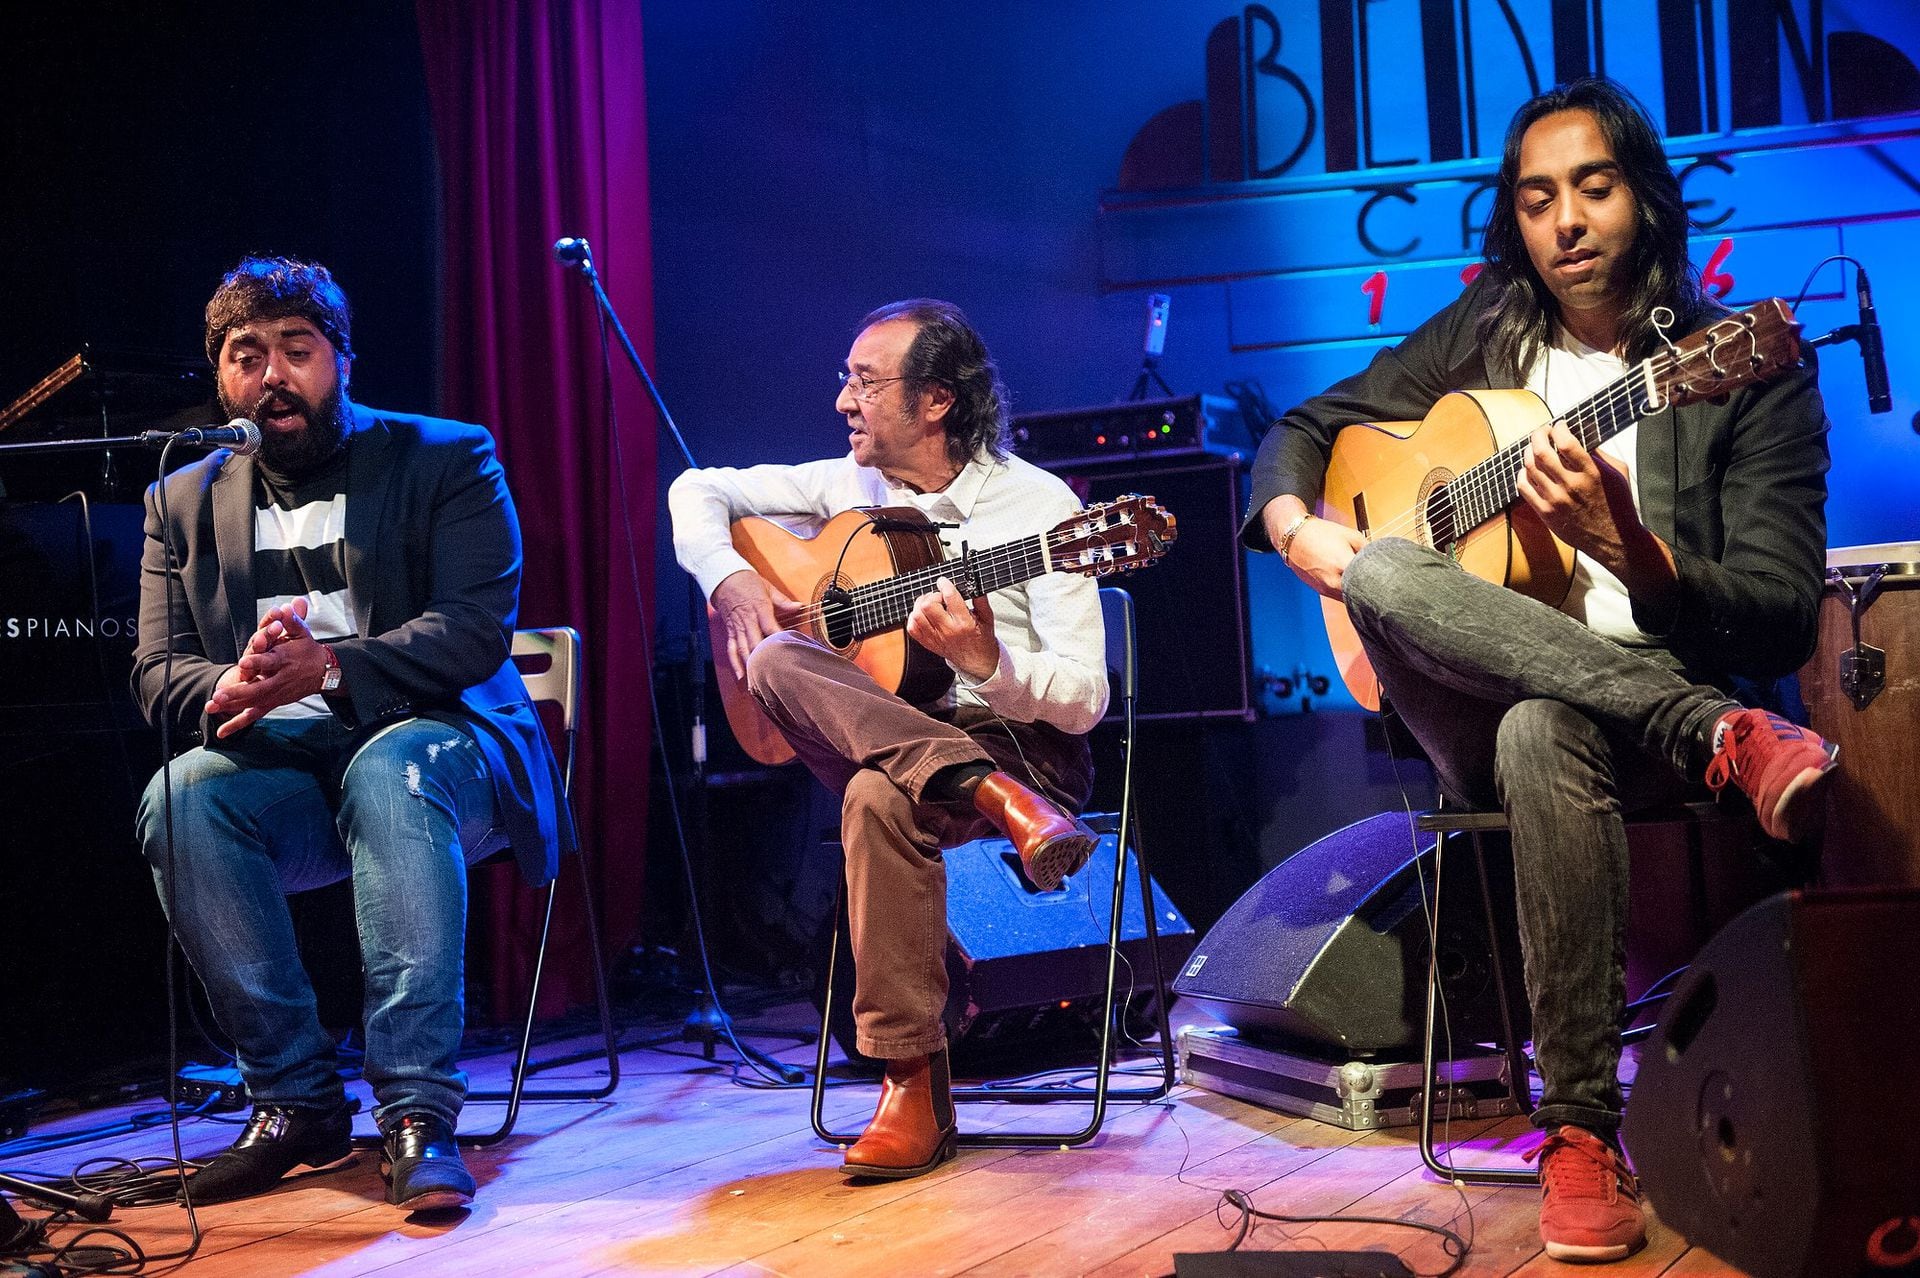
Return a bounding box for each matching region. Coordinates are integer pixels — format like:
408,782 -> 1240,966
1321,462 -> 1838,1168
3,1009 -> 1752,1277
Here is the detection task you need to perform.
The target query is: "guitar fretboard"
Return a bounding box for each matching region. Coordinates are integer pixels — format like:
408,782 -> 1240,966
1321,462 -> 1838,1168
1428,361 -> 1656,545
834,534 -> 1050,640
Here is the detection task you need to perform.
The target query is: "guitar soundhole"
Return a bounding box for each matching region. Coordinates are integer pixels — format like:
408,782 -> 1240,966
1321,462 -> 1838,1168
1417,469 -> 1458,551
818,575 -> 858,651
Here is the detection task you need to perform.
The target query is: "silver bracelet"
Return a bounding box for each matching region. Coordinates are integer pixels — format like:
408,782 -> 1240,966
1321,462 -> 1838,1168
1277,512 -> 1313,565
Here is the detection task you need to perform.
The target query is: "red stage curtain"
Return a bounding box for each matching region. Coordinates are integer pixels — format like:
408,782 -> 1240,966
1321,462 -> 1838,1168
416,0 -> 656,1017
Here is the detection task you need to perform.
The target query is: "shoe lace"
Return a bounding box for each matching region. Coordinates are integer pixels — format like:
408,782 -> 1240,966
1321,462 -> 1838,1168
1526,1130 -> 1634,1204
1705,713 -> 1759,793
1705,739 -> 1737,792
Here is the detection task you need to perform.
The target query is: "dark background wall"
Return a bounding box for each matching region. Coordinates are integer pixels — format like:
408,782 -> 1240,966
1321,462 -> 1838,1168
0,3 -> 440,1092
0,4 -> 439,416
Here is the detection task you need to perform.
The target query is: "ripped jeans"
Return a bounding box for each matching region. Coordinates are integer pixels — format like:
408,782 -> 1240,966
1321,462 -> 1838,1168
137,716 -> 501,1128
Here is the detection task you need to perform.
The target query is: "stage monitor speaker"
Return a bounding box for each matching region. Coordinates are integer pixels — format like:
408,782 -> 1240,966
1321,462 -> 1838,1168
1172,811 -> 1525,1058
1050,454 -> 1252,721
1623,888 -> 1920,1278
817,831 -> 1196,1065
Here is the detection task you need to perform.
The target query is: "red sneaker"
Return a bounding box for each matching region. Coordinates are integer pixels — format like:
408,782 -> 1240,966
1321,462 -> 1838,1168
1528,1125 -> 1647,1262
1704,708 -> 1838,842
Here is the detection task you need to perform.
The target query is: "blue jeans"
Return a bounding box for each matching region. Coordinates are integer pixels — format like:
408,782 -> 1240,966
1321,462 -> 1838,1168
137,716 -> 502,1129
1342,538 -> 1738,1135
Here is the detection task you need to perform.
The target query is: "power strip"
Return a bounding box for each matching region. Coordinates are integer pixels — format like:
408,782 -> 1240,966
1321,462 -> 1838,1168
175,1063 -> 247,1111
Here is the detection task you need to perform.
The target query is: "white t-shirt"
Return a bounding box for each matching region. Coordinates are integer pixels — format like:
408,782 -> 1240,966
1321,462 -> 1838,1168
1522,333 -> 1656,647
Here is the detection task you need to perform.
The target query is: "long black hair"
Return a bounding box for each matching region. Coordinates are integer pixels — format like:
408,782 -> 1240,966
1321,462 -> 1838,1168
1476,78 -> 1707,377
859,299 -> 1010,466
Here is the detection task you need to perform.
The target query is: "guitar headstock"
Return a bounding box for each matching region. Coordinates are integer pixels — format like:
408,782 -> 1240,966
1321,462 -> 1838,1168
1654,298 -> 1802,410
1048,494 -> 1178,578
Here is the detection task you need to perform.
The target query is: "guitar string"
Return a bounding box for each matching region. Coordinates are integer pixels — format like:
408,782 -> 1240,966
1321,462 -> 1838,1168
772,520 -> 1139,637
775,536 -> 1043,631
1358,344 -> 1673,548
834,522 -> 1127,634
1361,311 -> 1775,549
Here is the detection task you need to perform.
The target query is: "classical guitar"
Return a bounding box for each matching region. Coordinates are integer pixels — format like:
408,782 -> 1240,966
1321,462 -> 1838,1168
1318,298 -> 1804,710
710,495 -> 1176,765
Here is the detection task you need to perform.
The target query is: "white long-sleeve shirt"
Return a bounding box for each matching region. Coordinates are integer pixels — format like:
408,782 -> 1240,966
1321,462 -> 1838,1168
669,451 -> 1109,735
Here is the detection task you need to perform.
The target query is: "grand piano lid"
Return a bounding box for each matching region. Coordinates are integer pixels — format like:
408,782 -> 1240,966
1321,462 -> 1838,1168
0,345 -> 215,435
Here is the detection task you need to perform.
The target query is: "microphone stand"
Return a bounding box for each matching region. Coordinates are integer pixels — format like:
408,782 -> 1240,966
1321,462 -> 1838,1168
0,429 -> 253,456
0,1174 -> 115,1223
0,433 -> 176,455
556,241 -> 800,1083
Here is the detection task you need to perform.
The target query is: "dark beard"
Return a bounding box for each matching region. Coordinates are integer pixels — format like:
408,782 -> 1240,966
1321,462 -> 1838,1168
221,383 -> 352,477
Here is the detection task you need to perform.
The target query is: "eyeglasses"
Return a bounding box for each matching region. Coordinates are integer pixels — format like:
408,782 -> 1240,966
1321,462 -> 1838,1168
836,369 -> 906,401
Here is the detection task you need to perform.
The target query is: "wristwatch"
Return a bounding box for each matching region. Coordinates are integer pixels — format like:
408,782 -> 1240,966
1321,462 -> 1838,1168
319,645 -> 343,694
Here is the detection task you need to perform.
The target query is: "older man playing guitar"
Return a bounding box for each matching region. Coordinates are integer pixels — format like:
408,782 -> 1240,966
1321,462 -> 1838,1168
671,299 -> 1169,1182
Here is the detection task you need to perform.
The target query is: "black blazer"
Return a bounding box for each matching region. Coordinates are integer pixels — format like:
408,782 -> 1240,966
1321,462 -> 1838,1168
1240,277 -> 1832,682
131,405 -> 574,884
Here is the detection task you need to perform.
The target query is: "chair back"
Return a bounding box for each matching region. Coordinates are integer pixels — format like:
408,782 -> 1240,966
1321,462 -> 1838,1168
512,626 -> 581,792
1099,586 -> 1136,705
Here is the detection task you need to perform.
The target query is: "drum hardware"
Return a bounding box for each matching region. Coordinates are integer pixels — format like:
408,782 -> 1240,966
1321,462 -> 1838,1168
1827,563 -> 1890,709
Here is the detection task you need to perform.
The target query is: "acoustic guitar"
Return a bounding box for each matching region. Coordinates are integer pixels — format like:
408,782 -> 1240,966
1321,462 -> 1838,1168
1317,298 -> 1803,710
710,495 -> 1176,765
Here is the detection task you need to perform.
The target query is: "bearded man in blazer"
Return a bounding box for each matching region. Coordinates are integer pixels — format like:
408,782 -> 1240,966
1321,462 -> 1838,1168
131,255 -> 570,1213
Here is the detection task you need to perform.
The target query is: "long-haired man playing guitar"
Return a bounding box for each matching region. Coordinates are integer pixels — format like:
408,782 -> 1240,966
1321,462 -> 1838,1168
1242,79 -> 1837,1261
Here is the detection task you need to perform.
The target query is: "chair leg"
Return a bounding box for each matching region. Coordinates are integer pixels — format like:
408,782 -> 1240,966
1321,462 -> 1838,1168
1419,830 -> 1537,1186
1128,812 -> 1179,1100
1471,834 -> 1534,1119
464,848 -> 623,1148
809,884 -> 851,1146
813,816 -> 1173,1150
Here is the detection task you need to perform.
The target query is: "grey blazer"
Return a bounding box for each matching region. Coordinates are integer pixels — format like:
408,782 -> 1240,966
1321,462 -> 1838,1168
131,404 -> 574,884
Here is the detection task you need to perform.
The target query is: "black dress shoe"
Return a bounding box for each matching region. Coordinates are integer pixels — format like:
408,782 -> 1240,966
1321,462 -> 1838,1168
186,1101 -> 355,1204
380,1112 -> 475,1212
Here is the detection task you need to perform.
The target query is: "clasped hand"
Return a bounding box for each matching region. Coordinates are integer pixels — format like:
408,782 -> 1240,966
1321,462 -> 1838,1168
205,596 -> 330,738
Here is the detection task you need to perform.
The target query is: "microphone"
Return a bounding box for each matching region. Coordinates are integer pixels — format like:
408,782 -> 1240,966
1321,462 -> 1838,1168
553,236 -> 593,272
140,419 -> 262,453
1857,266 -> 1892,414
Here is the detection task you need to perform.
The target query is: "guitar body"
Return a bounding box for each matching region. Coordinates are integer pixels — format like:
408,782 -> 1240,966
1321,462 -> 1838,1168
1320,389 -> 1574,711
709,507 -> 950,766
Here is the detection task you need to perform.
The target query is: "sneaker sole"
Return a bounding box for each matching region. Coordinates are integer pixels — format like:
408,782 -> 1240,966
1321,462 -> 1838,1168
1022,826 -> 1097,892
1544,1238 -> 1641,1263
1764,744 -> 1839,843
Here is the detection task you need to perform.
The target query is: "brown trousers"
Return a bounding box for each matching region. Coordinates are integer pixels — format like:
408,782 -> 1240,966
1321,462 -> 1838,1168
745,631 -> 1094,1057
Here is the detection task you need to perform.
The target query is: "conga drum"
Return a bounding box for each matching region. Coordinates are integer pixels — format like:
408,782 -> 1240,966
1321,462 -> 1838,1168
1798,542 -> 1920,887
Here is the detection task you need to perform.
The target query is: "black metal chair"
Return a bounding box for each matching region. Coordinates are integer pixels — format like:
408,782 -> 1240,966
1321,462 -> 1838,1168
808,586 -> 1178,1149
1414,801 -> 1728,1185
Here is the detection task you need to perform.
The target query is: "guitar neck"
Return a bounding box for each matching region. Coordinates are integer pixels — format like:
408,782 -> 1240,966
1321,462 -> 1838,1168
1444,360 -> 1657,538
845,533 -> 1051,640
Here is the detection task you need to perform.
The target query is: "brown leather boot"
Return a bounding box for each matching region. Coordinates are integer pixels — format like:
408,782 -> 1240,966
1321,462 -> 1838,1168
842,1050 -> 957,1179
971,771 -> 1097,891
